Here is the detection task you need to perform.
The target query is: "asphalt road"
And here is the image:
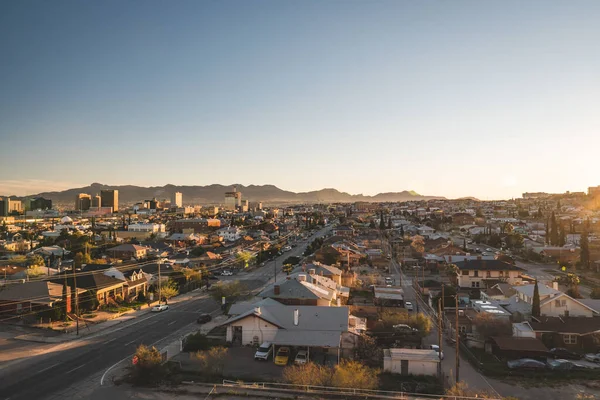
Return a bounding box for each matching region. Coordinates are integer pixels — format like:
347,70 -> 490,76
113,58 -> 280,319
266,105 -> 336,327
0,225 -> 333,400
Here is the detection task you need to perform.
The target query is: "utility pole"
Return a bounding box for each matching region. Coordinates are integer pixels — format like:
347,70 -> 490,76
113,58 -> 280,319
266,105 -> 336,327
72,266 -> 79,335
158,259 -> 162,304
437,298 -> 443,384
455,295 -> 460,384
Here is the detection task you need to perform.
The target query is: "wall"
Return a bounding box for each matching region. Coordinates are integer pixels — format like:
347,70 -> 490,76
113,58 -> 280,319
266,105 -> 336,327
225,315 -> 279,346
541,296 -> 594,318
383,357 -> 438,376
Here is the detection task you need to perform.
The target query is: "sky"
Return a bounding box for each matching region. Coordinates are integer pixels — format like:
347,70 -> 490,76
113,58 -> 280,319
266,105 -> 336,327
1,1 -> 599,200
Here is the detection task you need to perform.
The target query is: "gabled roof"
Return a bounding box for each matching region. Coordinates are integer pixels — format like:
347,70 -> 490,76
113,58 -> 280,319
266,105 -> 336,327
539,292 -> 599,314
514,284 -> 560,298
51,271 -> 125,291
454,259 -> 524,271
0,281 -> 66,305
303,262 -> 342,276
108,244 -> 147,253
529,317 -> 600,335
259,277 -> 334,301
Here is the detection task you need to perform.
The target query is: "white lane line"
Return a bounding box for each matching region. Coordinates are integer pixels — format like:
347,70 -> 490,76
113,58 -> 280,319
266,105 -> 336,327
167,320 -> 177,326
37,362 -> 60,374
104,338 -> 117,345
124,339 -> 137,346
66,363 -> 86,374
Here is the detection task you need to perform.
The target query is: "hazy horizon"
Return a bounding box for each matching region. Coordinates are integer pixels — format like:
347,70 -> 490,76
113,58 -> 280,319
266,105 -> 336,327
2,1 -> 599,199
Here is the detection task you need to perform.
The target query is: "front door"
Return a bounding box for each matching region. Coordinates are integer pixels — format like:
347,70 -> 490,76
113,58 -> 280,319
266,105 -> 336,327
233,326 -> 242,346
401,360 -> 409,376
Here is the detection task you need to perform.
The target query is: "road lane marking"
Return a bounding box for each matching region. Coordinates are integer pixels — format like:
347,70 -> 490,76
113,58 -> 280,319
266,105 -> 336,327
37,362 -> 60,374
104,338 -> 117,345
124,339 -> 137,346
167,320 -> 177,326
66,363 -> 86,374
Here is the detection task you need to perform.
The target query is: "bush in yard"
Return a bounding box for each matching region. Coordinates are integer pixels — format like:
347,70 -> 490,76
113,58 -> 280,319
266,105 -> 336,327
331,359 -> 379,390
193,346 -> 228,375
590,287 -> 600,299
130,344 -> 164,385
282,362 -> 333,386
183,333 -> 211,352
444,382 -> 505,399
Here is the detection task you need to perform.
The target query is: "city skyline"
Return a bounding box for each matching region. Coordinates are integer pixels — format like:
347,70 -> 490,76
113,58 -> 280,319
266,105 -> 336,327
2,1 -> 600,199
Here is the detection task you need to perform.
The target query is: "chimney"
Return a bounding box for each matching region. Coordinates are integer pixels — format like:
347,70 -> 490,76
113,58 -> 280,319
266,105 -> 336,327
294,309 -> 299,326
274,285 -> 280,295
309,269 -> 316,275
298,274 -> 307,282
552,281 -> 559,290
254,306 -> 261,315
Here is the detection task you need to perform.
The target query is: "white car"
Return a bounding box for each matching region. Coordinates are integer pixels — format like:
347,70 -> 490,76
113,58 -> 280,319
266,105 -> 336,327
254,342 -> 273,361
282,246 -> 292,252
152,304 -> 169,312
486,248 -> 492,252
405,302 -> 414,311
294,350 -> 308,365
221,270 -> 233,276
430,344 -> 444,360
584,353 -> 600,363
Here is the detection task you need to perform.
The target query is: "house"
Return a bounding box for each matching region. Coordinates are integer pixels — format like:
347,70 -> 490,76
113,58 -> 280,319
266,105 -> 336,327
481,283 -> 512,301
513,284 -> 598,318
454,258 -> 524,288
486,336 -> 548,360
383,349 -> 439,376
528,317 -> 600,353
100,267 -> 149,301
373,286 -> 404,307
417,226 -> 435,238
51,271 -> 127,305
221,300 -> 358,359
217,227 -> 242,242
0,280 -> 82,315
258,274 -> 336,306
301,262 -> 343,285
107,244 -> 148,260
332,225 -> 355,237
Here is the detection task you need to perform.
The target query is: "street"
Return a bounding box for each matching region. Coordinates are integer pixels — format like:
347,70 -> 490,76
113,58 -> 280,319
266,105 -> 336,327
0,225 -> 332,400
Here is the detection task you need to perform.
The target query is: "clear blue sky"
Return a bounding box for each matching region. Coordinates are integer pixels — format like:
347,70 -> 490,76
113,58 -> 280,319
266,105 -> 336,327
1,1 -> 599,199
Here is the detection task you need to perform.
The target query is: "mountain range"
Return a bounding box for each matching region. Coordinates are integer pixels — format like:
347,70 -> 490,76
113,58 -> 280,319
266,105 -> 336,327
6,183 -> 446,205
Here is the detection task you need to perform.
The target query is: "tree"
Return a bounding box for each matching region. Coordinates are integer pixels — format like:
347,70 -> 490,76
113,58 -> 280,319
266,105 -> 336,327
354,334 -> 382,367
476,208 -> 483,218
193,346 -> 229,375
410,235 -> 425,254
181,267 -> 201,283
580,226 -> 590,270
282,263 -> 293,275
28,254 -> 45,267
283,362 -> 332,386
235,250 -> 255,268
399,225 -> 405,237
190,246 -> 206,257
532,280 -> 541,317
473,312 -> 512,339
160,279 -> 179,302
558,222 -> 566,247
379,211 -> 385,230
131,344 -> 163,384
209,280 -> 246,303
73,252 -> 91,268
504,233 -> 524,249
331,360 -> 379,390
369,220 -> 376,229
282,256 -> 300,265
550,212 -> 558,246
387,217 -> 392,230
463,238 -> 467,252
562,273 -> 581,298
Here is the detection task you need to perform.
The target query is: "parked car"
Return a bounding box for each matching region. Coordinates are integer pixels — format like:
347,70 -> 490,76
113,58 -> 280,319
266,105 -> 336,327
151,304 -> 169,312
547,359 -> 574,371
584,353 -> 600,363
254,342 -> 273,361
429,344 -> 444,360
282,246 -> 292,252
274,347 -> 290,366
549,348 -> 581,360
392,324 -> 418,333
196,313 -> 212,324
294,350 -> 308,365
405,301 -> 414,311
221,270 -> 233,276
486,248 -> 492,251
507,359 -> 546,370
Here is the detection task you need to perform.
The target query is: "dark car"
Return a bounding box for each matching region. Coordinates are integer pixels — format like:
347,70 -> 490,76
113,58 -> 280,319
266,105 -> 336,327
507,358 -> 546,370
197,313 -> 212,324
549,348 -> 581,360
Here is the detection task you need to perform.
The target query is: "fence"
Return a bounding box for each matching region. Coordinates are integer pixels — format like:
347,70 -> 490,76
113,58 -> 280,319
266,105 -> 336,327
219,380 -> 501,400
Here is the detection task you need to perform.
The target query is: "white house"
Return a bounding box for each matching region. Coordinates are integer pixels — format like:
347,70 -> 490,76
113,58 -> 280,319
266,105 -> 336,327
128,223 -> 165,233
383,349 -> 440,376
217,227 -> 242,242
454,259 -> 524,288
514,284 -> 598,318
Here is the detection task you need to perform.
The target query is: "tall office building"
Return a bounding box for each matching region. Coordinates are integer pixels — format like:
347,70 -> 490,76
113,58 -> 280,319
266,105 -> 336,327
76,193 -> 92,211
224,186 -> 242,211
92,195 -> 101,209
27,197 -> 52,211
0,197 -> 23,216
101,189 -> 119,212
172,192 -> 183,208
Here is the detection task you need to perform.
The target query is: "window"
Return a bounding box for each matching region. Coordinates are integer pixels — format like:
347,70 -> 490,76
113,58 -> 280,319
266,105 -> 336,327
563,334 -> 577,345
486,271 -> 491,278
471,281 -> 480,288
462,270 -> 469,276
474,271 -> 479,277
555,299 -> 567,307
459,326 -> 467,333
499,271 -> 504,277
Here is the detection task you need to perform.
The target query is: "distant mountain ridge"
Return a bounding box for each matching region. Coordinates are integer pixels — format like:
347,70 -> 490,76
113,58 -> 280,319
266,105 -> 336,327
7,183 -> 446,205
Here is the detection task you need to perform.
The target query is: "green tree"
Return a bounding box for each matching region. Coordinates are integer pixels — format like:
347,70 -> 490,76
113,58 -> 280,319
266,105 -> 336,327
331,360 -> 379,390
131,344 -> 163,384
369,220 -> 376,229
209,280 -> 246,303
473,312 -> 512,339
28,254 -> 45,267
379,211 -> 385,230
558,222 -> 566,247
532,280 -> 541,317
160,279 -> 179,302
192,346 -> 229,375
73,252 -> 92,268
562,273 -> 581,298
283,362 -> 332,386
387,217 -> 392,230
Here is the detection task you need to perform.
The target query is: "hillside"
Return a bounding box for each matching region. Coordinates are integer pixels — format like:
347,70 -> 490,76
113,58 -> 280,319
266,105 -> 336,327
7,183 -> 445,205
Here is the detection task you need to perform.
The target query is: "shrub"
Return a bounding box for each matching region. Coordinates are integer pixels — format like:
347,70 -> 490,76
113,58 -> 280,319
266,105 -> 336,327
130,344 -> 164,385
193,346 -> 228,375
183,333 -> 211,352
331,360 -> 379,390
282,362 -> 332,386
